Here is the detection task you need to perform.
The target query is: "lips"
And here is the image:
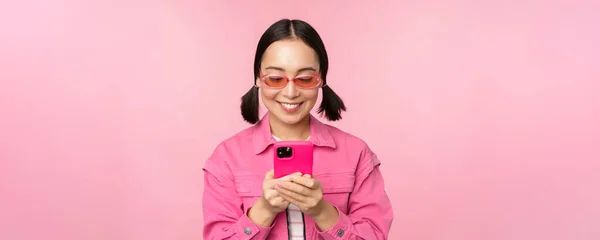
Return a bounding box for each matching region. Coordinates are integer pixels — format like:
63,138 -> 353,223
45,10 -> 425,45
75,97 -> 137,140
281,103 -> 300,109
278,101 -> 303,112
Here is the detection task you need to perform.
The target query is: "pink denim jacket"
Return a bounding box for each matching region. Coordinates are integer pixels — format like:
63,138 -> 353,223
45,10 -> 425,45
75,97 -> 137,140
202,113 -> 393,239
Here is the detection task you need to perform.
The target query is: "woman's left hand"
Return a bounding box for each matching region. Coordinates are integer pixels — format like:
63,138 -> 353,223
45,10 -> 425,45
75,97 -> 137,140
274,174 -> 326,218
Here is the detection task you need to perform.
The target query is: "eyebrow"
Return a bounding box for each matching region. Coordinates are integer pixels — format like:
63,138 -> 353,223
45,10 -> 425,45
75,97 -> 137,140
264,66 -> 317,73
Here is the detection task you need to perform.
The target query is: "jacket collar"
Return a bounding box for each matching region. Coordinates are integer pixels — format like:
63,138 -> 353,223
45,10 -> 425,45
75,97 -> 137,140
252,112 -> 336,155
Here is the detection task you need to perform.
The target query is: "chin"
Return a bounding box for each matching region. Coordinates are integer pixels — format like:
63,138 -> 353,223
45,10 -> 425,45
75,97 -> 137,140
280,115 -> 308,125
270,111 -> 305,125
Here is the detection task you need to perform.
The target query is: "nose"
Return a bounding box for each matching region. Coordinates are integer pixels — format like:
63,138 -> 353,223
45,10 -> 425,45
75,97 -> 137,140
281,81 -> 300,98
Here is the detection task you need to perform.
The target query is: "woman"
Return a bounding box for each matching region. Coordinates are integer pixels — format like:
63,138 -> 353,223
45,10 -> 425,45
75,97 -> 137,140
202,19 -> 393,239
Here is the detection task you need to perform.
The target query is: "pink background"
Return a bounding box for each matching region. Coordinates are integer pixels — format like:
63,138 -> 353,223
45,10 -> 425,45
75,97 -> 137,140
1,0 -> 599,239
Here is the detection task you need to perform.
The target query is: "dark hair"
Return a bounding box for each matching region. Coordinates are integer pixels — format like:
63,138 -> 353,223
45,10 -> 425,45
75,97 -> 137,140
240,19 -> 346,124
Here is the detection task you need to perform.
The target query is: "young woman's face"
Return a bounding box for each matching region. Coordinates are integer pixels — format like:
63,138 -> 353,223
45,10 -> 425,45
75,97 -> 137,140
256,39 -> 321,126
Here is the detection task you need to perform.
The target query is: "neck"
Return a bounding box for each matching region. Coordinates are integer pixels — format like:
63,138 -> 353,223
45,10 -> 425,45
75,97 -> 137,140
269,113 -> 311,141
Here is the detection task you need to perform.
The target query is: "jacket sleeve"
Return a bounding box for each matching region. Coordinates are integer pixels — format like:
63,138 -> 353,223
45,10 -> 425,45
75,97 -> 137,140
202,146 -> 274,240
316,147 -> 394,240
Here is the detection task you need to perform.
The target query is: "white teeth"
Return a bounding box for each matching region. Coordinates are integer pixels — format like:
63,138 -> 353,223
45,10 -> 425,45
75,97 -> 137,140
281,103 -> 300,109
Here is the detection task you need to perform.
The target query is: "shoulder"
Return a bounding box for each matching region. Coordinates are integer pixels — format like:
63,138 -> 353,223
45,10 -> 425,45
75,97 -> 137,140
204,125 -> 257,172
322,124 -> 383,180
324,123 -> 373,154
211,125 -> 255,154
320,123 -> 380,166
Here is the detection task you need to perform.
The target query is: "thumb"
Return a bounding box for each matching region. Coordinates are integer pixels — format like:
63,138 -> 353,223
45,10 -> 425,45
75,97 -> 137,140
265,169 -> 274,180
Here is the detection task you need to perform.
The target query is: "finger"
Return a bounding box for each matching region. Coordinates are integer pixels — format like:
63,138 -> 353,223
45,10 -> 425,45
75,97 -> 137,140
277,190 -> 303,206
266,192 -> 289,208
272,172 -> 302,186
278,172 -> 302,181
264,189 -> 280,200
272,196 -> 288,206
265,178 -> 279,189
291,175 -> 319,189
266,175 -> 296,189
265,169 -> 274,180
276,184 -> 308,204
277,181 -> 310,196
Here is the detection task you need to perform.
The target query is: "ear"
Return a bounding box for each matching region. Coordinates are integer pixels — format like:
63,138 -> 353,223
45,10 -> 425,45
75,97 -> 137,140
255,77 -> 261,88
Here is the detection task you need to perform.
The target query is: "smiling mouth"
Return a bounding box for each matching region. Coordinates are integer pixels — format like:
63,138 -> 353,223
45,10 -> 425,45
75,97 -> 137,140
278,101 -> 303,111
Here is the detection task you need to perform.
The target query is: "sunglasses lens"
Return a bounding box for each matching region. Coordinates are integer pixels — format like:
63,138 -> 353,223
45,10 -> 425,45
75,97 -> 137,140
264,76 -> 287,87
294,76 -> 319,88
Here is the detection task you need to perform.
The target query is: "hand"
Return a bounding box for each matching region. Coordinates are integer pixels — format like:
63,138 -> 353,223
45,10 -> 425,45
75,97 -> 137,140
274,174 -> 327,218
260,170 -> 301,214
248,170 -> 302,227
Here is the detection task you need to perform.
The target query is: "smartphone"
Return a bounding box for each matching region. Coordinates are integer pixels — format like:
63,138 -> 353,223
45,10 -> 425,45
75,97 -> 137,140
273,141 -> 314,179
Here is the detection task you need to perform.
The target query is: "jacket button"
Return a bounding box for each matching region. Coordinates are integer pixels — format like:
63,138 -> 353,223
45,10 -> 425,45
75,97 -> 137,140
244,227 -> 252,235
337,229 -> 344,237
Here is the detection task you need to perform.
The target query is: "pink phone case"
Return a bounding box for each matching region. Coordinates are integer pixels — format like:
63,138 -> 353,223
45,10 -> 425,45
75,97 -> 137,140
273,141 -> 314,178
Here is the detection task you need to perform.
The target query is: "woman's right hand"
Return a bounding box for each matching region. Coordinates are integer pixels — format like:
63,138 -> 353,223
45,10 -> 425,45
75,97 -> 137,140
262,170 -> 301,213
248,170 -> 301,226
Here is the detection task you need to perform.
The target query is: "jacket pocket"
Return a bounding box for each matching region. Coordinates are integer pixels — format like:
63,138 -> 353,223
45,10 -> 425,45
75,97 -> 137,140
319,172 -> 356,194
233,175 -> 263,197
233,175 -> 263,213
317,172 -> 355,215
